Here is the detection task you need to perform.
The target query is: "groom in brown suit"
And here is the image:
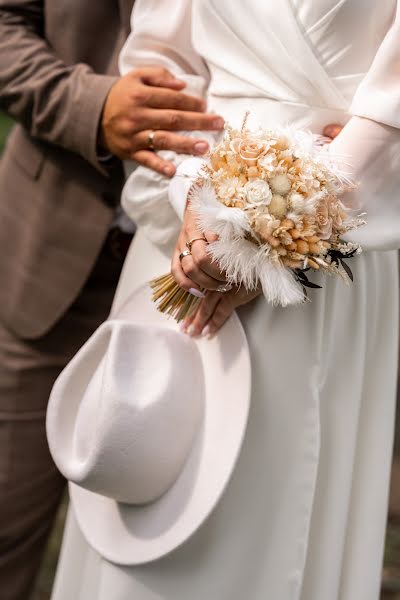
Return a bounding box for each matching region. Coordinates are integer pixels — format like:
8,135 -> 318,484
0,1 -> 223,598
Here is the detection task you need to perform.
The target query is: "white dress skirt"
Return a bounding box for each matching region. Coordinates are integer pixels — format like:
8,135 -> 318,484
51,1 -> 400,599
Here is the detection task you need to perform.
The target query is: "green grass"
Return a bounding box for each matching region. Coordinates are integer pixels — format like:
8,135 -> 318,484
0,111 -> 14,152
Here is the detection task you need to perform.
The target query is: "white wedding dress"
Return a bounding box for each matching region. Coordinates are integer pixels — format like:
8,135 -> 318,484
51,1 -> 400,599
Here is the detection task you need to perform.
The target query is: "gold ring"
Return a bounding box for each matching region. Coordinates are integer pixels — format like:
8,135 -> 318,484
147,130 -> 156,150
179,249 -> 192,262
186,236 -> 207,252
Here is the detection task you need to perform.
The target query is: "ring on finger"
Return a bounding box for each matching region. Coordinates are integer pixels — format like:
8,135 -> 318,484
147,130 -> 156,150
186,236 -> 207,252
216,283 -> 233,293
179,249 -> 192,262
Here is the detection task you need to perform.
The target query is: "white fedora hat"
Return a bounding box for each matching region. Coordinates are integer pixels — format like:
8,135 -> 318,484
46,284 -> 251,566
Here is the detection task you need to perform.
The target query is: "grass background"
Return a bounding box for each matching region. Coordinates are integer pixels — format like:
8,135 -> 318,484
0,113 -> 398,599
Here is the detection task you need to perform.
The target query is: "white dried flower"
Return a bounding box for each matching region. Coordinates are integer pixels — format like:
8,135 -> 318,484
258,153 -> 277,173
288,192 -> 305,213
270,174 -> 292,195
217,177 -> 243,199
244,180 -> 272,207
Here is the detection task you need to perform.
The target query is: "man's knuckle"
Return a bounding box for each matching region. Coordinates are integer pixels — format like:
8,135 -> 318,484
129,86 -> 144,103
167,112 -> 181,129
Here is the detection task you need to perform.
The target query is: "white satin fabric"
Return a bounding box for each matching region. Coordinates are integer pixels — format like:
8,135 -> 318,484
52,2 -> 400,599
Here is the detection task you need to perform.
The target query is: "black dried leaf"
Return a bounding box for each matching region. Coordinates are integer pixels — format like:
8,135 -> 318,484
296,270 -> 309,282
295,269 -> 323,289
339,259 -> 354,281
301,279 -> 323,289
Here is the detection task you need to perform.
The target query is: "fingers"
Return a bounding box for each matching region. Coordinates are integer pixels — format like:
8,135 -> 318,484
131,149 -> 176,176
206,297 -> 235,335
134,130 -> 209,156
183,205 -> 226,282
171,236 -> 206,296
188,243 -> 226,284
133,67 -> 186,90
139,108 -> 224,132
204,230 -> 219,243
183,285 -> 263,338
323,123 -> 343,140
173,249 -> 223,290
143,86 -> 207,112
183,292 -> 222,336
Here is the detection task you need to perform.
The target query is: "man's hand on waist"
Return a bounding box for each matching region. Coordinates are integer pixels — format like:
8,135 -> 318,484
98,67 -> 224,176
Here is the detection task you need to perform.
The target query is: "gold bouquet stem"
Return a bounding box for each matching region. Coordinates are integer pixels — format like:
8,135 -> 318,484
150,273 -> 202,322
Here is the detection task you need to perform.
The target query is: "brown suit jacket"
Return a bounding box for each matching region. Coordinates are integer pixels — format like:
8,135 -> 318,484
0,0 -> 134,339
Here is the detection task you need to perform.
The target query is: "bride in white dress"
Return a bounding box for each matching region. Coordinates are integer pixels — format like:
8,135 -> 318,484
51,1 -> 400,598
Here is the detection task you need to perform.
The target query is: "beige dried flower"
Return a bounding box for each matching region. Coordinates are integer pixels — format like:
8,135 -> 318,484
270,174 -> 292,195
231,136 -> 270,167
315,198 -> 333,240
268,194 -> 287,219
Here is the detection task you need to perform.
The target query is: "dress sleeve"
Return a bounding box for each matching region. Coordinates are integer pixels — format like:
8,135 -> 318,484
329,3 -> 400,251
119,0 -> 213,248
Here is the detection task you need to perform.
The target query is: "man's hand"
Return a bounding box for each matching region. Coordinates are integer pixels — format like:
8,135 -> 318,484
99,67 -> 224,175
323,123 -> 343,141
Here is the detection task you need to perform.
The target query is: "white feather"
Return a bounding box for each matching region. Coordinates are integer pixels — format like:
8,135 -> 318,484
257,257 -> 305,306
208,237 -> 305,306
189,183 -> 251,240
208,238 -> 262,290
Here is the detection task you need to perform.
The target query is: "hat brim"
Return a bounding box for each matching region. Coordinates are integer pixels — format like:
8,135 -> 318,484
69,284 -> 251,565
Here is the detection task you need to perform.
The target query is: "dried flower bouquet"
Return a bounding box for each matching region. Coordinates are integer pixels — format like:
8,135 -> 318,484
151,115 -> 365,321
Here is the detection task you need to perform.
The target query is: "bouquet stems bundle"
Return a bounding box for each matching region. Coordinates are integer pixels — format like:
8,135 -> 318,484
151,273 -> 202,322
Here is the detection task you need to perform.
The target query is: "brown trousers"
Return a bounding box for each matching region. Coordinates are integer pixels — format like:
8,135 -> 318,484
0,242 -> 126,600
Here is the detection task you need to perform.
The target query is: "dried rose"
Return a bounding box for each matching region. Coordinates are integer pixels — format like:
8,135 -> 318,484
231,137 -> 270,167
315,199 -> 333,240
244,180 -> 272,207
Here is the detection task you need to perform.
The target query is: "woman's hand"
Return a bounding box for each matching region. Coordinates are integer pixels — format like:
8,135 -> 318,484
171,201 -> 228,296
182,284 -> 262,337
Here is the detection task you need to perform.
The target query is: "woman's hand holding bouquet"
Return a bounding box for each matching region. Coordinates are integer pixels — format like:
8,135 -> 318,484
151,118 -> 364,334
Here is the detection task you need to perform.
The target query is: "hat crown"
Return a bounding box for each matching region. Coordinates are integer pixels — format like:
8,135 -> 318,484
54,322 -> 204,504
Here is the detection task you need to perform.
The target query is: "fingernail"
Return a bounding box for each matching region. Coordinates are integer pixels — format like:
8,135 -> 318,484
189,288 -> 206,299
163,165 -> 175,176
187,325 -> 197,337
194,141 -> 208,155
212,117 -> 225,129
179,321 -> 187,333
201,325 -> 211,337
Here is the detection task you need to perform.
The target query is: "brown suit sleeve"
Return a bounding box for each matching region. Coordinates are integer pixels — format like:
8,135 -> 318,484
0,0 -> 118,169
